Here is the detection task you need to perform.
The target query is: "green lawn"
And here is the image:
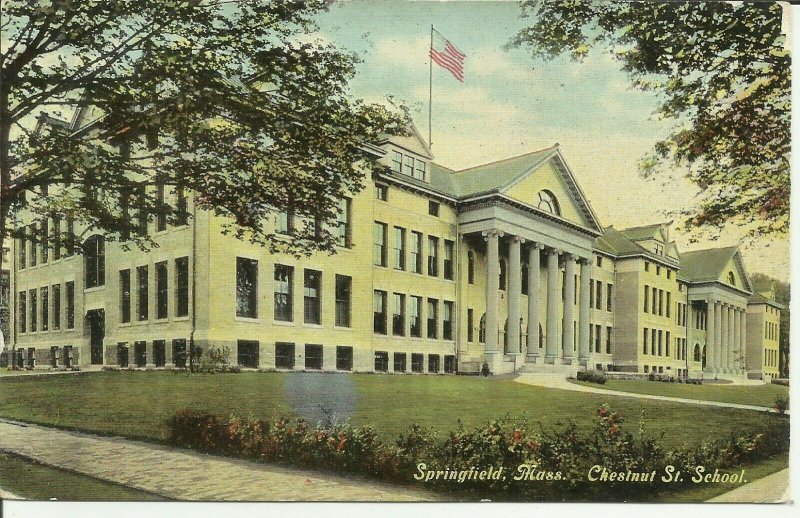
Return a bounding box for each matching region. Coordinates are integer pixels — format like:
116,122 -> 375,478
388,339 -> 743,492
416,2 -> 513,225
0,452 -> 164,501
572,379 -> 789,408
0,371 -> 786,451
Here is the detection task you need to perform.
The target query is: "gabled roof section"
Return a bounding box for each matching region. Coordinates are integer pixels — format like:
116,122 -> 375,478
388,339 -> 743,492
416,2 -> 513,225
449,146 -> 557,198
620,222 -> 668,242
594,226 -> 682,266
677,246 -> 753,293
379,123 -> 433,160
748,292 -> 785,309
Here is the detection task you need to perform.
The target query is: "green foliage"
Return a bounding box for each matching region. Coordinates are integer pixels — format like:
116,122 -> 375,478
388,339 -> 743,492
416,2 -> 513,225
195,345 -> 240,374
512,1 -> 789,237
576,369 -> 607,384
773,396 -> 789,415
166,403 -> 790,501
0,0 -> 407,261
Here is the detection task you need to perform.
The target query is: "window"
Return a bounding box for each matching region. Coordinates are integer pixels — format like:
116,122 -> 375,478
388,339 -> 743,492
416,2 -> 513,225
52,284 -> 61,330
29,224 -> 36,266
275,343 -> 295,369
467,251 -> 475,284
606,326 -> 612,354
479,314 -> 486,343
18,291 -> 26,333
335,274 -> 351,327
156,184 -> 167,231
29,288 -> 37,332
392,293 -> 405,336
667,269 -> 672,279
394,226 -> 406,270
666,292 -> 671,318
403,154 -> 414,176
658,330 -> 663,356
274,264 -> 293,322
410,231 -> 422,273
606,284 -> 613,311
728,271 -> 736,285
427,236 -> 439,276
444,355 -> 456,374
156,261 -> 168,319
409,295 -> 421,337
66,218 -> 75,256
428,201 -> 440,217
643,328 -> 648,354
651,287 -> 657,314
234,340 -> 258,368
373,290 -> 387,334
536,190 -> 560,215
374,351 -> 389,372
336,346 -> 353,371
137,187 -> 147,236
467,309 -> 474,342
594,323 -> 601,353
52,216 -> 61,260
651,329 -> 657,355
644,261 -> 650,272
18,228 -> 26,269
656,265 -> 661,276
428,354 -> 440,373
303,269 -> 322,325
415,160 -> 426,181
117,343 -> 129,368
595,280 -> 602,309
176,186 -> 188,226
411,353 -> 424,373
373,222 -> 387,266
276,208 -> 294,234
443,301 -> 454,340
443,240 -> 454,280
236,258 -> 258,318
172,339 -> 187,369
40,219 -> 48,263
66,281 -> 75,329
335,198 -> 351,247
175,257 -> 189,317
658,289 -> 663,316
427,298 -> 438,339
153,340 -> 166,367
393,352 -> 407,373
133,342 -> 146,367
84,235 -> 105,288
41,287 -> 48,331
137,266 -> 149,321
596,256 -> 603,268
375,184 -> 388,201
666,332 -> 671,357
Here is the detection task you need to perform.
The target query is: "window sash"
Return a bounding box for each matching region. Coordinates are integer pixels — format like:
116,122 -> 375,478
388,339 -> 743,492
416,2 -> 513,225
236,258 -> 258,318
274,265 -> 293,322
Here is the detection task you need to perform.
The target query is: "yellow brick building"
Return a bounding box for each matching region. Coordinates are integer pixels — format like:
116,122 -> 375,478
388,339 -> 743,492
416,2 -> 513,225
7,123 -> 782,379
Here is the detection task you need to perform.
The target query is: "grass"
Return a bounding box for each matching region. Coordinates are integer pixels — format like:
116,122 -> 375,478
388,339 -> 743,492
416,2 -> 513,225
571,379 -> 789,408
0,371 -> 787,451
0,452 -> 164,501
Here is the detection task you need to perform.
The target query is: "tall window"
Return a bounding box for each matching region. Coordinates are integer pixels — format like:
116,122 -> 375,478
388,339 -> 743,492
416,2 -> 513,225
137,186 -> 147,236
53,216 -> 61,260
66,218 -> 75,256
606,326 -> 612,354
391,150 -> 402,172
409,295 -> 421,337
392,293 -> 405,336
394,226 -> 406,270
156,184 -> 167,231
467,309 -> 474,342
274,264 -> 293,322
335,198 -> 351,247
651,287 -> 657,314
443,301 -> 454,340
175,257 -> 189,317
276,208 -> 294,234
427,236 -> 439,276
29,288 -> 37,332
427,298 -> 438,339
335,274 -> 351,327
40,219 -> 48,263
18,291 -> 26,333
66,281 -> 75,329
536,190 -> 560,215
18,229 -> 26,269
84,235 -> 105,288
137,265 -> 149,321
120,270 -> 131,324
52,284 -> 61,330
595,280 -> 602,309
373,222 -> 387,267
303,269 -> 321,324
644,285 -> 649,312
236,258 -> 258,318
29,224 -> 37,266
373,290 -> 387,334
443,240 -> 454,280
175,186 -> 189,226
156,261 -> 168,319
41,287 -> 49,331
467,251 -> 475,284
607,284 -> 613,311
410,231 -> 422,273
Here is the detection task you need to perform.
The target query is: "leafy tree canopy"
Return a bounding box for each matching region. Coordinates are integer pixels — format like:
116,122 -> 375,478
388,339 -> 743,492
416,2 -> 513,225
0,0 -> 407,261
511,1 -> 789,237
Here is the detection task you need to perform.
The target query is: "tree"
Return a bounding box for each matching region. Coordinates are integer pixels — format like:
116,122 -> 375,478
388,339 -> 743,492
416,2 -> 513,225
511,1 -> 789,237
0,0 -> 406,269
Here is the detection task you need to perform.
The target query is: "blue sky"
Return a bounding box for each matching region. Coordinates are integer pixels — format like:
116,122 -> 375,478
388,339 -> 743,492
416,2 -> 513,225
314,0 -> 790,282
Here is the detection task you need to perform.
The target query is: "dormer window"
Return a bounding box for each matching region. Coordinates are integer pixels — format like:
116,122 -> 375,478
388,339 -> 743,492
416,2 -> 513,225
392,151 -> 402,173
390,148 -> 427,181
415,160 -> 426,181
536,190 -> 560,215
403,154 -> 414,176
654,242 -> 664,255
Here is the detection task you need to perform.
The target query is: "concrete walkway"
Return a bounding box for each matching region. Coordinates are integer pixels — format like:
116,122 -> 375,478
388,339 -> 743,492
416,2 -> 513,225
0,419 -> 436,502
708,468 -> 790,503
514,373 -> 782,413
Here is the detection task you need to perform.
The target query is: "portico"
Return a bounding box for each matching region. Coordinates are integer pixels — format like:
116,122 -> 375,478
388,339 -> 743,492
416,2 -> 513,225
699,296 -> 748,377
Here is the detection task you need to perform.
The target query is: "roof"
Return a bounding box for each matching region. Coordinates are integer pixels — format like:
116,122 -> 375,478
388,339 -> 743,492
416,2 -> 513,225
677,246 -> 738,283
595,227 -> 648,256
748,292 -> 785,309
620,222 -> 667,242
447,146 -> 558,198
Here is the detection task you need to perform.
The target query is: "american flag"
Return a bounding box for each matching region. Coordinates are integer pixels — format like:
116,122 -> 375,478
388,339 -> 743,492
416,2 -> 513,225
430,29 -> 465,82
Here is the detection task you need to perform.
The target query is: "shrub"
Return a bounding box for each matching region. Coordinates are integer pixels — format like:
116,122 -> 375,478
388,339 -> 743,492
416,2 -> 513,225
773,396 -> 789,415
576,369 -> 607,385
196,345 -> 239,374
480,362 -> 491,377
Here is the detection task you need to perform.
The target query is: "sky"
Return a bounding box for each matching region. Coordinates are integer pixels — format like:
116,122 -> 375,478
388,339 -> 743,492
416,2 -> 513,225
314,0 -> 791,283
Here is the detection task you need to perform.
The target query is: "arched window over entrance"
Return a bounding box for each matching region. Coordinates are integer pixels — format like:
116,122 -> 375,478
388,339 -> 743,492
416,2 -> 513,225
479,314 -> 486,343
728,271 -> 736,285
84,235 -> 105,288
537,190 -> 561,216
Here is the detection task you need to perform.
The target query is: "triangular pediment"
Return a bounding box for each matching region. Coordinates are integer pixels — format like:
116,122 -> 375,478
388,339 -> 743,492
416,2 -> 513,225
380,123 -> 433,160
719,249 -> 753,293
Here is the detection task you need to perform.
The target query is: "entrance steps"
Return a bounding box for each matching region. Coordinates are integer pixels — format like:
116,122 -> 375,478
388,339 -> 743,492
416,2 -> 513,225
517,360 -> 580,378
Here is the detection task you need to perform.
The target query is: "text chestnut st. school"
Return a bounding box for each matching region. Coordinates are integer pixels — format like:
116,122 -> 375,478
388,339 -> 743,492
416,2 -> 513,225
9,115 -> 782,381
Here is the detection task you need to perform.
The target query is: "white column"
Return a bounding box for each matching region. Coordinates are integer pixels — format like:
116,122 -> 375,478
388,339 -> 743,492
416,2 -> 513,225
483,230 -> 501,362
713,301 -> 723,374
706,301 -> 716,373
526,243 -> 542,360
545,248 -> 560,363
719,304 -> 728,373
578,258 -> 591,362
562,254 -> 576,362
507,236 -> 523,354
727,306 -> 736,373
733,308 -> 741,373
739,308 -> 747,374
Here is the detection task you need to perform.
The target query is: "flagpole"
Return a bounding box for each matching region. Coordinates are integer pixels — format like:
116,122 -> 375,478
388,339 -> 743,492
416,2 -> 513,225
428,24 -> 433,150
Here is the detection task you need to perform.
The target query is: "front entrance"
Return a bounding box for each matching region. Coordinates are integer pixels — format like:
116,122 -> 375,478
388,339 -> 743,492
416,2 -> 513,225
87,309 -> 105,365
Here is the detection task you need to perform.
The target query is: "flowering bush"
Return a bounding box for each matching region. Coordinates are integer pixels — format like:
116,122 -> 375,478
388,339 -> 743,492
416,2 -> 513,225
165,404 -> 789,501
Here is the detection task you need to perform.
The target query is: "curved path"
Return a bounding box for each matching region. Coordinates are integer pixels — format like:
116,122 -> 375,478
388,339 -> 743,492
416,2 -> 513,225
514,373 -> 784,414
708,468 -> 790,503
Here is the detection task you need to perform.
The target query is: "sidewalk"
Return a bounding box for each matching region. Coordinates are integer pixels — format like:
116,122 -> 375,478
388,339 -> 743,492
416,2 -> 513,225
707,468 -> 790,503
514,373 -> 781,413
0,419 -> 436,502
